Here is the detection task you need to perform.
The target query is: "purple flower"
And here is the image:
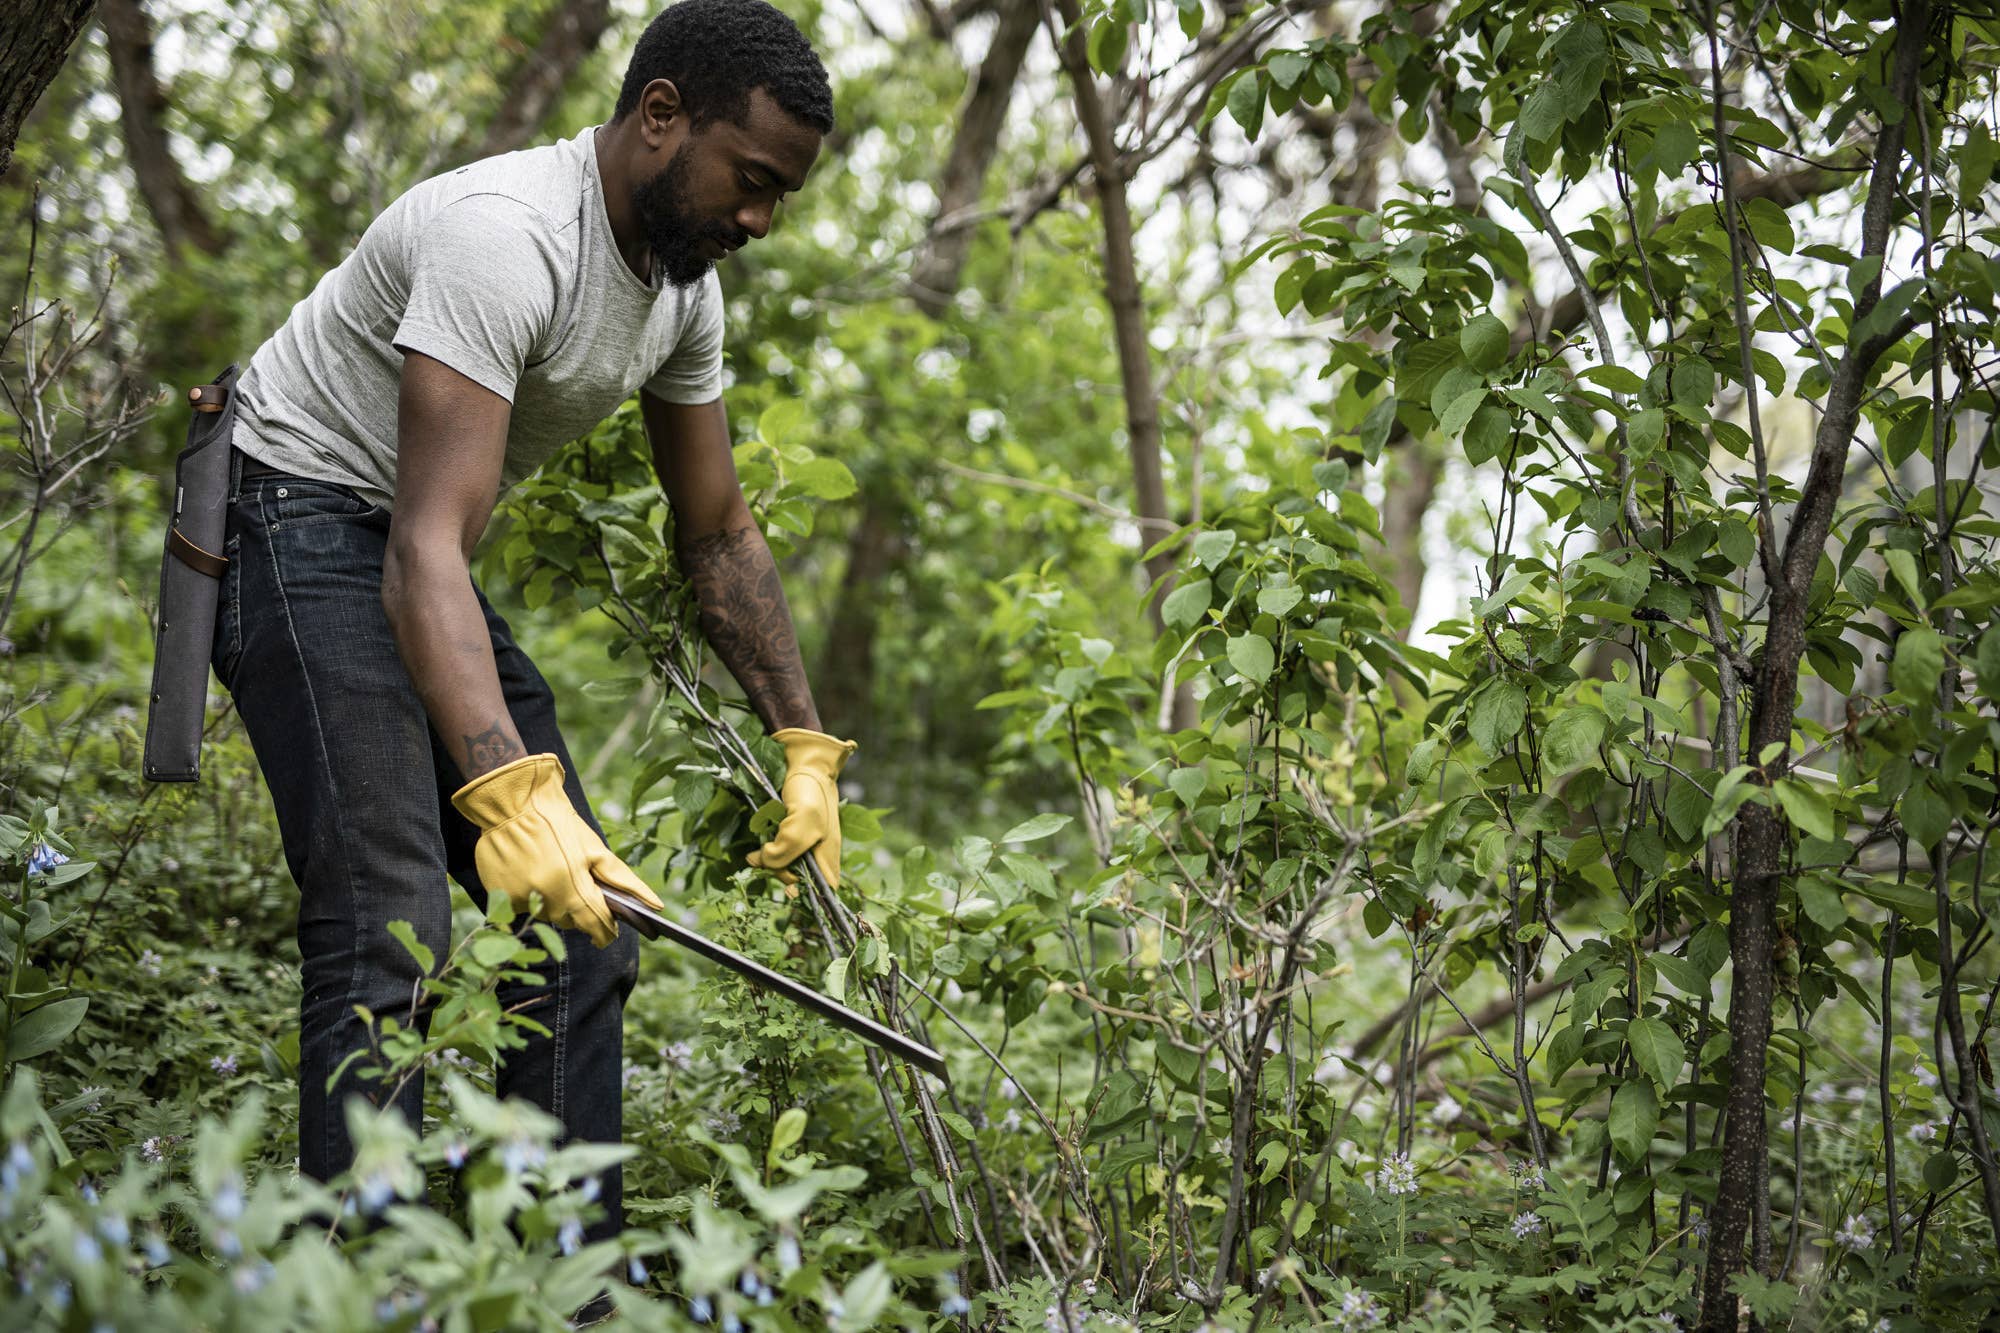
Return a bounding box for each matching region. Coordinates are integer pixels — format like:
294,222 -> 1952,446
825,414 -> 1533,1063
558,1218 -> 584,1256
26,843 -> 69,877
1834,1214 -> 1875,1250
1511,1211 -> 1543,1238
210,1054 -> 238,1077
358,1170 -> 394,1215
442,1140 -> 468,1169
627,1256 -> 648,1285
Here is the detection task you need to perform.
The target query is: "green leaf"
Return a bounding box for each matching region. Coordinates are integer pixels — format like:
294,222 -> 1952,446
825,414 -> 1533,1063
1665,779 -> 1711,842
999,812 -> 1072,843
840,1262 -> 893,1328
1228,632 -> 1276,683
1163,577 -> 1213,630
1961,120 -> 1996,209
1796,880 -> 1849,932
767,1108 -> 807,1168
1608,1079 -> 1659,1161
1087,15 -> 1129,75
1773,779 -> 1836,841
1923,1150 -> 1961,1193
1405,736 -> 1443,786
1464,404 -> 1513,464
1468,682 -> 1528,756
1542,707 -> 1607,775
1899,777 -> 1949,848
1652,952 -> 1710,996
1884,549 -> 1926,610
6,996 -> 88,1062
1628,407 -> 1666,456
1670,358 -> 1715,411
1653,119 -> 1698,176
1168,768 -> 1208,807
1890,626 -> 1945,702
1227,70 -> 1266,140
387,920 -> 435,976
1460,314 -> 1510,372
1626,1016 -> 1684,1090
1191,530 -> 1237,569
1267,51 -> 1311,90
471,932 -> 520,968
1257,585 -> 1304,617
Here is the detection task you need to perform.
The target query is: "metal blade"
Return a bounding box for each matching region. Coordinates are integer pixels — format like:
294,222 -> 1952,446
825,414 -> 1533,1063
597,883 -> 948,1081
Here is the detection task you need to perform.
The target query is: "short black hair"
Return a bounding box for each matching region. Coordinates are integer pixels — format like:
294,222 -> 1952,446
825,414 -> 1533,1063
614,0 -> 834,135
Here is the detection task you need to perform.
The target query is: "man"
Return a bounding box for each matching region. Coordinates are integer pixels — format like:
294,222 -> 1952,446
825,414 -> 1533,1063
205,0 -> 854,1252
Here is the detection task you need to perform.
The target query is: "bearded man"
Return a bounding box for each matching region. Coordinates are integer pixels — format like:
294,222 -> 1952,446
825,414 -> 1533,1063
202,0 -> 853,1252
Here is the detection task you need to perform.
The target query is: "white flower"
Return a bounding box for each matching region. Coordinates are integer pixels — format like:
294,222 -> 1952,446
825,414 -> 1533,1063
659,1041 -> 695,1072
140,1137 -> 166,1163
1509,1159 -> 1545,1191
1511,1211 -> 1543,1238
1833,1213 -> 1874,1250
1374,1151 -> 1418,1196
1914,1065 -> 1939,1088
1432,1094 -> 1462,1123
1331,1288 -> 1387,1331
1000,1078 -> 1019,1101
1910,1121 -> 1937,1142
138,950 -> 163,976
705,1109 -> 740,1137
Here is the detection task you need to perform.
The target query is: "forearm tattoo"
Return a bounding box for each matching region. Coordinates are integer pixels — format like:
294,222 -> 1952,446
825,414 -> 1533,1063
462,719 -> 526,777
677,524 -> 819,733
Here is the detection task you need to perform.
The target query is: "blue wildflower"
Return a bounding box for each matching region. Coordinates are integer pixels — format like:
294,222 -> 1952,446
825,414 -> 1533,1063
578,1176 -> 601,1204
558,1218 -> 584,1256
97,1214 -> 130,1247
143,1233 -> 171,1267
212,1176 -> 245,1222
79,1180 -> 99,1204
210,1054 -> 238,1077
26,843 -> 69,877
442,1140 -> 468,1169
49,1278 -> 72,1312
215,1228 -> 241,1259
722,1314 -> 742,1333
738,1270 -> 759,1298
627,1256 -> 648,1285
688,1295 -> 713,1324
775,1233 -> 801,1275
499,1138 -> 546,1176
377,1298 -> 399,1321
72,1233 -> 102,1266
942,1293 -> 970,1316
358,1170 -> 394,1215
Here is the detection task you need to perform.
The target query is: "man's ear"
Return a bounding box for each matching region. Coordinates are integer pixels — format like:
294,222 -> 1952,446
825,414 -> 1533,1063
638,78 -> 685,147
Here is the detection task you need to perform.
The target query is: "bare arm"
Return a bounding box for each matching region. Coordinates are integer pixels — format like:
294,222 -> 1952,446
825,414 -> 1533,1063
381,352 -> 523,778
641,390 -> 821,734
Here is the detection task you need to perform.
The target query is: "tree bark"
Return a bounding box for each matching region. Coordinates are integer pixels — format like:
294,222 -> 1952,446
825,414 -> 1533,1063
1,1 -> 100,183
1697,7 -> 1932,1327
470,0 -> 613,162
100,0 -> 226,256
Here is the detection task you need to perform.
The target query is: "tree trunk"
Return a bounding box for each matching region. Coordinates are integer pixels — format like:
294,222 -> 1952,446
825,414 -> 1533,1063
470,0 -> 613,162
1,1 -> 99,183
100,0 -> 226,256
1697,7 -> 1932,1325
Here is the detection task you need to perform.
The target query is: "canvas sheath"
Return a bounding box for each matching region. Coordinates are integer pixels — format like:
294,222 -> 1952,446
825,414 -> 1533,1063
142,364 -> 239,782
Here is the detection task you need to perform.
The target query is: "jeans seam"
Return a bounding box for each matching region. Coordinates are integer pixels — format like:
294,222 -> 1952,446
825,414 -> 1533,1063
259,483 -> 364,1174
554,945 -> 570,1124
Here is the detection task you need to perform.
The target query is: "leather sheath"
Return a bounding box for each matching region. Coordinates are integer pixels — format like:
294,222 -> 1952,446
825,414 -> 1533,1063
142,365 -> 239,782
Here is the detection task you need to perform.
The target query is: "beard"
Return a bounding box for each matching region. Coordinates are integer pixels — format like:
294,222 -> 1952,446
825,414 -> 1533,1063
630,143 -> 742,289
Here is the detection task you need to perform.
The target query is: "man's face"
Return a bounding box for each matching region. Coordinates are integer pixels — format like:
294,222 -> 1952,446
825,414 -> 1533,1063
630,86 -> 822,289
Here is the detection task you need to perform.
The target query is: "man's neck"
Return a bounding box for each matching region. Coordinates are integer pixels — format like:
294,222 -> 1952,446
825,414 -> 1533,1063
592,123 -> 653,285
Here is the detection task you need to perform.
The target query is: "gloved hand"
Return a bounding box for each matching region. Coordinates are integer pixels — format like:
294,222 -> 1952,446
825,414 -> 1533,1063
450,753 -> 664,948
746,727 -> 858,890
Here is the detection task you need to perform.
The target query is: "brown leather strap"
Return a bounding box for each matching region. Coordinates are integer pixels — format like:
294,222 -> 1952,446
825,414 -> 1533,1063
167,526 -> 227,579
188,383 -> 230,414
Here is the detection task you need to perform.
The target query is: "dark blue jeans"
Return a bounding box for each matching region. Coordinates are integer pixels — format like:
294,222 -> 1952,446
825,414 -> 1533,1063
209,446 -> 638,1244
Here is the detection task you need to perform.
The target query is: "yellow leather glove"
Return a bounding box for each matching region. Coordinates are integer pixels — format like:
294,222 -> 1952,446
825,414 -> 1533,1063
746,727 -> 858,890
450,753 -> 664,948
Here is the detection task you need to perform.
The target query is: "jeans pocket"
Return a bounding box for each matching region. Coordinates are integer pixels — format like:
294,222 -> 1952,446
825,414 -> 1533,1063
264,478 -> 385,529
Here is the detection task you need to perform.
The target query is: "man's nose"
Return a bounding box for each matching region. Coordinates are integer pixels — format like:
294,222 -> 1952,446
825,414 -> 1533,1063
736,201 -> 775,240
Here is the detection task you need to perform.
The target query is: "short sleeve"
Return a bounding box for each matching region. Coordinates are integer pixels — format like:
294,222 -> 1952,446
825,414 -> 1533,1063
391,196 -> 561,404
642,274 -> 725,404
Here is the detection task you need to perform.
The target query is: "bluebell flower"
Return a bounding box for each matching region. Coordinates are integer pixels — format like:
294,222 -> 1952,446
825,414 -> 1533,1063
942,1292 -> 970,1316
215,1228 -> 241,1259
73,1233 -> 102,1266
738,1270 -> 760,1297
499,1138 -> 546,1176
232,1261 -> 272,1294
775,1233 -> 801,1275
688,1295 -> 713,1324
7,1141 -> 32,1175
97,1214 -> 130,1247
627,1256 -> 648,1285
79,1180 -> 99,1204
358,1170 -> 394,1215
377,1298 -> 399,1321
212,1176 -> 245,1222
442,1140 -> 468,1169
210,1054 -> 238,1077
49,1278 -> 72,1312
558,1218 -> 584,1256
144,1233 -> 171,1267
26,843 -> 69,877
721,1314 -> 742,1333
578,1176 -> 601,1204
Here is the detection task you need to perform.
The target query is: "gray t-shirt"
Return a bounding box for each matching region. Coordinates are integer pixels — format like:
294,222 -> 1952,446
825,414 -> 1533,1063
233,125 -> 724,510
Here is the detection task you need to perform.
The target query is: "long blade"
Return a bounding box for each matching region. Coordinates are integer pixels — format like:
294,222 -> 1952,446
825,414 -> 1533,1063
597,883 -> 948,1081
